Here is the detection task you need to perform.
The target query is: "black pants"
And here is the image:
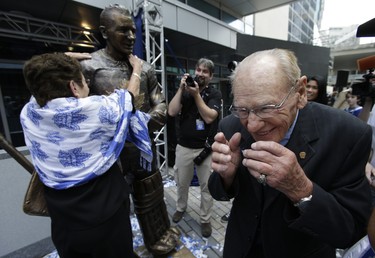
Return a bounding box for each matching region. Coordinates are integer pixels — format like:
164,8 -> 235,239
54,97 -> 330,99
52,203 -> 134,258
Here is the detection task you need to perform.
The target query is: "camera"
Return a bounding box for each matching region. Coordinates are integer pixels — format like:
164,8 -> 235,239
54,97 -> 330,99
193,142 -> 212,165
186,75 -> 198,87
227,61 -> 238,72
351,68 -> 375,98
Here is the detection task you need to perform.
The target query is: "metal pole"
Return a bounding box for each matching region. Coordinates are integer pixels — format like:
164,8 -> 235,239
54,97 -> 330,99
0,132 -> 33,174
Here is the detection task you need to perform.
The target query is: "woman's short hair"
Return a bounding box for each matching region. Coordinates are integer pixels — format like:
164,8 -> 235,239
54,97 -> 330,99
23,52 -> 83,107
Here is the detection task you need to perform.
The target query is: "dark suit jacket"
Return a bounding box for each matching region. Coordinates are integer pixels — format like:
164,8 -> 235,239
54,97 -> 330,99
208,102 -> 372,258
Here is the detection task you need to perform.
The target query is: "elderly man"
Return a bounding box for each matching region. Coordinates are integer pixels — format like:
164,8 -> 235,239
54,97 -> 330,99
78,4 -> 178,255
208,48 -> 372,257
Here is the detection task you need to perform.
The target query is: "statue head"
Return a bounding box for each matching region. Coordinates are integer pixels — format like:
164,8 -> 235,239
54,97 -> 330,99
99,4 -> 135,61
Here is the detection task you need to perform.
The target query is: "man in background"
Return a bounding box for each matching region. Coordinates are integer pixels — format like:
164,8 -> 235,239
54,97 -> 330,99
168,58 -> 222,238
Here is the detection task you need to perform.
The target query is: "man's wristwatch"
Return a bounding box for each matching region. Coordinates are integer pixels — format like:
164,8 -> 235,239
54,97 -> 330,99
293,195 -> 313,212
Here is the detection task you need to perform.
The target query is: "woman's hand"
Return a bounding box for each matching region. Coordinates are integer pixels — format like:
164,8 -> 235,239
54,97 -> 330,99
129,54 -> 143,75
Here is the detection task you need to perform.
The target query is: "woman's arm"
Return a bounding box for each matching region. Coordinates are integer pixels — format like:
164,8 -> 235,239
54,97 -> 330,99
127,54 -> 143,97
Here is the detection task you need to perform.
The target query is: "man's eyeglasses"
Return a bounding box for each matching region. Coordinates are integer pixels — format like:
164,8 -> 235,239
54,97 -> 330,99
230,86 -> 296,119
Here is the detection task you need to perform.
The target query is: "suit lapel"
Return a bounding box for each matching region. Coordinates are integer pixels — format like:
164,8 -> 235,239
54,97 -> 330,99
263,104 -> 319,210
287,104 -> 319,169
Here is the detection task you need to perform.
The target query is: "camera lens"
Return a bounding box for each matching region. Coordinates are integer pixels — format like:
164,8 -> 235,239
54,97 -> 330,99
186,76 -> 195,87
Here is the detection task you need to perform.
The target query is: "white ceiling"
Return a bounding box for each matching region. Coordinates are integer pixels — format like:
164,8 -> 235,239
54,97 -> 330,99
206,0 -> 297,17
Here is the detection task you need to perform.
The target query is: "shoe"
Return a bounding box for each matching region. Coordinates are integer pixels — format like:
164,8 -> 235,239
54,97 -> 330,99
201,222 -> 212,238
149,228 -> 178,255
221,213 -> 229,223
172,210 -> 184,223
169,226 -> 181,236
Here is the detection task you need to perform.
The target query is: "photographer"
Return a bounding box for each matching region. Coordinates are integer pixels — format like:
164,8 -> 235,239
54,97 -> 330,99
168,58 -> 222,238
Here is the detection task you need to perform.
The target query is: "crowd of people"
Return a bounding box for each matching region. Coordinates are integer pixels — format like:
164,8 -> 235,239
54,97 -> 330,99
19,4 -> 375,258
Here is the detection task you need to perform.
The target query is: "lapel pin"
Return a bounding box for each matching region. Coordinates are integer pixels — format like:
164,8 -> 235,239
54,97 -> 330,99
299,152 -> 306,159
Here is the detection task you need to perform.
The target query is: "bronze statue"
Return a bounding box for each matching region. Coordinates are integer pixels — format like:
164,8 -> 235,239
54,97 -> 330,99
79,4 -> 179,255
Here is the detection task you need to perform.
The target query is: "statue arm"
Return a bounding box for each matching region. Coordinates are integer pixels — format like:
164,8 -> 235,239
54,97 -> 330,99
147,69 -> 167,132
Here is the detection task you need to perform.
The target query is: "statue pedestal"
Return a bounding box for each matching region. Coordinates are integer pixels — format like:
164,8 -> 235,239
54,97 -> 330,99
134,241 -> 195,258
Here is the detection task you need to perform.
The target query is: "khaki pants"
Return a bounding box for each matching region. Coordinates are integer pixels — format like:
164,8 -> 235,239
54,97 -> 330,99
174,144 -> 213,223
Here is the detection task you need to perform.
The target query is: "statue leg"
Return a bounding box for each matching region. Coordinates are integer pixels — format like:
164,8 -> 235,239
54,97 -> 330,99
133,171 -> 180,255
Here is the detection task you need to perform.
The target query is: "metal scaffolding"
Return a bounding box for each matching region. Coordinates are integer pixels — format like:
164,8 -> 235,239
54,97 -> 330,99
0,11 -> 100,48
135,0 -> 168,175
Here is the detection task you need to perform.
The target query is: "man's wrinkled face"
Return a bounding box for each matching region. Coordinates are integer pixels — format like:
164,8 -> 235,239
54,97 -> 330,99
232,58 -> 307,143
103,12 -> 136,58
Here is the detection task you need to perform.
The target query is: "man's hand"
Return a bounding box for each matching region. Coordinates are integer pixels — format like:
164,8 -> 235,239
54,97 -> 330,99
184,83 -> 199,96
366,162 -> 375,188
181,74 -> 199,96
211,132 -> 242,189
242,141 -> 313,202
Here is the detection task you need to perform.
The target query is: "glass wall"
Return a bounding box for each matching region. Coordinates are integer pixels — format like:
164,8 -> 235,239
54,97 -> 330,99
0,67 -> 30,147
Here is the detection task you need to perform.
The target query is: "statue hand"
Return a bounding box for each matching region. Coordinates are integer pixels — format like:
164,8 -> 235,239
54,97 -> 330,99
64,52 -> 92,60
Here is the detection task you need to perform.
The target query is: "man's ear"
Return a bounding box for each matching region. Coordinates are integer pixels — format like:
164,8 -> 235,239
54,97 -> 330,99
69,80 -> 80,98
297,76 -> 308,108
99,25 -> 107,39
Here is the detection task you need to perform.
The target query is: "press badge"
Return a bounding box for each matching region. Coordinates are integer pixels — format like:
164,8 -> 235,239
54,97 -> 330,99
196,119 -> 205,130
